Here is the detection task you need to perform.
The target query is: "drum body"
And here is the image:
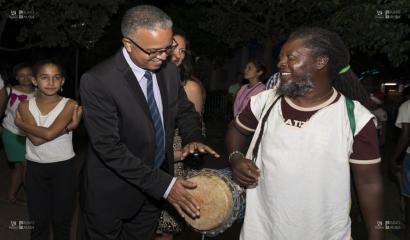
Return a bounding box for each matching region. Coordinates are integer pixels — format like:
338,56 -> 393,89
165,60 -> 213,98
185,168 -> 245,237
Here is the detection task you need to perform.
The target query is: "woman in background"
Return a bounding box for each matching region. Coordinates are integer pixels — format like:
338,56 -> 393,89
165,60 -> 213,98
171,29 -> 205,114
233,60 -> 266,117
156,29 -> 206,240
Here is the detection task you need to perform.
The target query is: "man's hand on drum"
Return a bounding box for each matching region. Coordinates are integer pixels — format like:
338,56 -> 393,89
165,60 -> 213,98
167,178 -> 200,219
230,155 -> 260,187
180,142 -> 220,160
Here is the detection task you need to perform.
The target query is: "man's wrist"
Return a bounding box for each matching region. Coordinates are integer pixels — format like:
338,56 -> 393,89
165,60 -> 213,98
228,150 -> 244,163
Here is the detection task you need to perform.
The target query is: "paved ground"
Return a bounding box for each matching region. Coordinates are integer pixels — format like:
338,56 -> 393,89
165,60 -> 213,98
0,119 -> 407,239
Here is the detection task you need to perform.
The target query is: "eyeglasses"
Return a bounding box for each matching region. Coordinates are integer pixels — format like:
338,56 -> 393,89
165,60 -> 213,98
125,37 -> 178,58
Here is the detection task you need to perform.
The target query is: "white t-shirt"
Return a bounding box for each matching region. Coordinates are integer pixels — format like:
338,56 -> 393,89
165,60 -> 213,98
395,99 -> 410,153
240,90 -> 375,240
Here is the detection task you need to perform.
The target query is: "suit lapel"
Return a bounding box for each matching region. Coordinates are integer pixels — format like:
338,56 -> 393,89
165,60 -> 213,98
115,50 -> 169,129
115,51 -> 152,120
124,69 -> 153,119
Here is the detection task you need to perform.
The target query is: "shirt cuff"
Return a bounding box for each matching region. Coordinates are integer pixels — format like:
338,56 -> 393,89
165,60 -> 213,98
163,177 -> 177,199
235,116 -> 256,132
349,158 -> 381,164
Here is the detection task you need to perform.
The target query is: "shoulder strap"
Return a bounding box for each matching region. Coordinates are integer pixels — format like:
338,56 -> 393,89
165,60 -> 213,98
345,97 -> 356,135
251,94 -> 282,161
260,91 -> 279,117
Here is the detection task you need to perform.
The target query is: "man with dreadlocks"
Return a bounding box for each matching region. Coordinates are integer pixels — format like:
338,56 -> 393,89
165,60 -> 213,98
226,27 -> 384,240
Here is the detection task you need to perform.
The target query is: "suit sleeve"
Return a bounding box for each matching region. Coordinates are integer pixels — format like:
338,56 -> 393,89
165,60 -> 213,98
80,72 -> 173,200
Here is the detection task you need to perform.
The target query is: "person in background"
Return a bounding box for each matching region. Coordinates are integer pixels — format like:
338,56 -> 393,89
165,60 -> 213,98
1,63 -> 35,203
233,60 -> 266,117
0,73 -> 8,128
228,72 -> 244,101
171,28 -> 205,116
227,72 -> 245,119
369,92 -> 387,146
265,72 -> 280,90
0,74 -> 6,111
390,86 -> 410,239
171,28 -> 206,154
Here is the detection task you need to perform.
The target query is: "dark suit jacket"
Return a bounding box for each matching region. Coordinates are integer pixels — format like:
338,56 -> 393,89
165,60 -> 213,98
79,50 -> 204,218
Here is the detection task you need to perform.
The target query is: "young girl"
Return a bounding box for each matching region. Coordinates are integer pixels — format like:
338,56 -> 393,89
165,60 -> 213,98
15,60 -> 82,240
1,63 -> 35,203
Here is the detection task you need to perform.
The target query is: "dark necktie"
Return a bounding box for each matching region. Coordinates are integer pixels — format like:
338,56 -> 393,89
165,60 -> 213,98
144,71 -> 165,168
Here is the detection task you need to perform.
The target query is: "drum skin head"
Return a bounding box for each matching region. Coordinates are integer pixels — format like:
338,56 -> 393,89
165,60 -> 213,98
185,174 -> 233,230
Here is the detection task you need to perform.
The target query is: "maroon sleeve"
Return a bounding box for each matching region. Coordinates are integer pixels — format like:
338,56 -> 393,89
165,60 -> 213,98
349,119 -> 381,164
235,102 -> 259,132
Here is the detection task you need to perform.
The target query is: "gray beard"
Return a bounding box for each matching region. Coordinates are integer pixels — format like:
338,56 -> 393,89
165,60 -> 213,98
277,75 -> 314,97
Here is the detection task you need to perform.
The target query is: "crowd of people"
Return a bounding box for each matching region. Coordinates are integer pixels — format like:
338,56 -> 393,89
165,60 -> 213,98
0,3 -> 409,240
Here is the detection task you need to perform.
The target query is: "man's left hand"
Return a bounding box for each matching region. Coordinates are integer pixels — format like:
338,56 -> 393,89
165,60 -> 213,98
180,142 -> 220,160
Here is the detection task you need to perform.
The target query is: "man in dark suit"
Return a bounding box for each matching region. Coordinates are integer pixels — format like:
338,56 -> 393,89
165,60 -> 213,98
78,5 -> 219,239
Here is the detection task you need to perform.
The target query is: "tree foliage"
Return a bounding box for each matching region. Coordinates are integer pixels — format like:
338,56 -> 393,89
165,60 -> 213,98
1,0 -> 408,68
0,0 -> 125,50
186,0 -> 410,67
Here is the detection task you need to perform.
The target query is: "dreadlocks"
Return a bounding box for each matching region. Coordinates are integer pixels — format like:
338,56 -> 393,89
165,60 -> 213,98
289,27 -> 369,106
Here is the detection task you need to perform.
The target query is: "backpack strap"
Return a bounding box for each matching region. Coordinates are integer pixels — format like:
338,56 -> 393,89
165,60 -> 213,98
345,97 -> 356,135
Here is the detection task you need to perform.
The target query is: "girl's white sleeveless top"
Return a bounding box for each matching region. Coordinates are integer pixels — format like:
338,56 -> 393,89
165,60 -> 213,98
26,98 -> 75,163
